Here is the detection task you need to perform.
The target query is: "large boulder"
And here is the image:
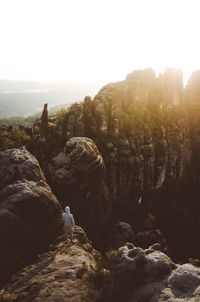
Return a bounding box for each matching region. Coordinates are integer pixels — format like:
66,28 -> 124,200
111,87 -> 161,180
48,137 -> 112,250
111,222 -> 135,248
49,136 -> 105,186
0,147 -> 63,283
0,147 -> 46,190
100,244 -> 200,302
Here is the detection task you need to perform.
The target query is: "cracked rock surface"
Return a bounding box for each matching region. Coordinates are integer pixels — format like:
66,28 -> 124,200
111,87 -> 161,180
100,243 -> 200,302
0,227 -> 101,302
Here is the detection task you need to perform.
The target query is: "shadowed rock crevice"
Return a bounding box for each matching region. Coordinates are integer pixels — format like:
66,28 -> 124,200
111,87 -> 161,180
48,137 -> 112,251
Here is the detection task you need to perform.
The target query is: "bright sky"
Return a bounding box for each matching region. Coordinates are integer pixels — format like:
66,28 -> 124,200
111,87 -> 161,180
0,0 -> 200,83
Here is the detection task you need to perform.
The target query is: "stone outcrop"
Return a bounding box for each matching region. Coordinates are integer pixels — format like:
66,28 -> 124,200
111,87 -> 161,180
159,68 -> 183,107
40,103 -> 48,137
90,69 -> 188,192
185,69 -> 200,105
0,123 -> 13,132
0,147 -> 63,283
79,69 -> 191,239
28,68 -> 199,259
111,222 -> 167,252
111,222 -> 135,248
65,103 -> 85,140
30,70 -> 188,214
0,227 -> 102,302
100,243 -> 200,302
48,137 -> 112,250
0,147 -> 46,189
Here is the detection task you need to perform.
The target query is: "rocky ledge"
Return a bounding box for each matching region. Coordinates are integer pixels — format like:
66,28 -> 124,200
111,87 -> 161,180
100,243 -> 200,302
0,226 -> 102,302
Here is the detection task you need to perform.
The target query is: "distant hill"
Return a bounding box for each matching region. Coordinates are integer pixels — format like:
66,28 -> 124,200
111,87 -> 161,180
0,80 -> 104,118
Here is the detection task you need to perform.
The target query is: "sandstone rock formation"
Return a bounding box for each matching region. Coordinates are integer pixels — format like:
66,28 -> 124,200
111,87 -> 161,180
100,243 -> 200,302
27,68 -> 200,259
0,147 -> 45,188
159,68 -> 183,107
0,226 -> 102,302
48,137 -> 112,250
40,103 -> 48,137
65,103 -> 85,140
30,70 -> 188,213
0,147 -> 63,283
185,69 -> 200,105
82,69 -> 192,241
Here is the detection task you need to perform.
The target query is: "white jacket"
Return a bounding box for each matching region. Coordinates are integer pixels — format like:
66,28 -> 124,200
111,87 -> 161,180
63,206 -> 75,228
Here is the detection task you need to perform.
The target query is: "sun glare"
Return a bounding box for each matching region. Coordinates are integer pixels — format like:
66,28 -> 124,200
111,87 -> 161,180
0,0 -> 199,83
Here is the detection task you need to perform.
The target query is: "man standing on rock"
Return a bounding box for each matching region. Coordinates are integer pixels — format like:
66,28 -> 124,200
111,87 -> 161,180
63,206 -> 75,242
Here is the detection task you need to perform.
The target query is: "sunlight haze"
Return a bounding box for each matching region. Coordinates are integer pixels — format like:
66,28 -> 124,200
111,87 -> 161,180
0,0 -> 200,83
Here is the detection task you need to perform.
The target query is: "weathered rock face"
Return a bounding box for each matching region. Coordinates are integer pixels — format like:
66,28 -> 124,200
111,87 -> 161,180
40,103 -> 48,137
28,69 -> 200,259
0,147 -> 46,189
159,68 -> 183,106
29,71 -> 189,214
0,227 -> 102,302
48,137 -> 112,251
49,137 -> 105,186
78,70 -> 192,243
185,70 -> 200,182
90,72 -> 190,195
65,103 -> 85,140
100,243 -> 200,302
0,147 -> 63,283
185,69 -> 200,105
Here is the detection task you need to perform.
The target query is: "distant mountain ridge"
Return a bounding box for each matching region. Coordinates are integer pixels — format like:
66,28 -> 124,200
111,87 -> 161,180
0,80 -> 104,118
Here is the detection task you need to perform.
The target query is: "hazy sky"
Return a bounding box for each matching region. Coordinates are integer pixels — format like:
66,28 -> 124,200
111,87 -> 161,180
0,0 -> 200,83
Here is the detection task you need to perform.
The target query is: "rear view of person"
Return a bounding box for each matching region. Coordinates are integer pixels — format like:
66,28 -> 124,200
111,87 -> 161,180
63,206 -> 75,242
